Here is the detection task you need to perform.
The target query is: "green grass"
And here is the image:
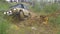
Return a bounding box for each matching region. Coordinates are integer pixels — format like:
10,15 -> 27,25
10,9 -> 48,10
0,2 -> 10,11
0,11 -> 11,34
0,1 -> 60,34
31,3 -> 60,34
0,1 -> 12,34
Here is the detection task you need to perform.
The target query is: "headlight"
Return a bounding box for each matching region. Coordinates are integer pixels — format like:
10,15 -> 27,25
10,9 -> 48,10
10,10 -> 12,12
6,11 -> 12,15
22,9 -> 24,11
14,8 -> 16,10
7,12 -> 9,14
4,12 -> 6,14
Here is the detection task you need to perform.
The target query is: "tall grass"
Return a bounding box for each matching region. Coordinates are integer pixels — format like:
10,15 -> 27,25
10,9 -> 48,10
0,0 -> 60,34
0,11 -> 11,34
31,3 -> 60,34
31,3 -> 60,14
0,1 -> 11,34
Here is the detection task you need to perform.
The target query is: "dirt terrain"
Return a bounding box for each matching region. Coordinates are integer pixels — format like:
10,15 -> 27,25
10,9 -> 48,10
6,11 -> 60,34
0,0 -> 60,34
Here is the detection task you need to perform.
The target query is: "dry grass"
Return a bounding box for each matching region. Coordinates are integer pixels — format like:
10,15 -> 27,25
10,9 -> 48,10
5,12 -> 59,34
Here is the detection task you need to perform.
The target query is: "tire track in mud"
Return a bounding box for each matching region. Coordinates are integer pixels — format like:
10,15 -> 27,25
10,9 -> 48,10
10,11 -> 60,34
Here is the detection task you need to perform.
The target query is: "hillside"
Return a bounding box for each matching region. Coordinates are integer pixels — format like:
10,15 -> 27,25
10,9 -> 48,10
0,0 -> 60,34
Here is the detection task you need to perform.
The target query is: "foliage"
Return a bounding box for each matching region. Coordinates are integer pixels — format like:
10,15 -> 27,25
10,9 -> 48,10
0,11 -> 11,34
0,0 -> 60,34
0,1 -> 11,34
43,4 -> 59,14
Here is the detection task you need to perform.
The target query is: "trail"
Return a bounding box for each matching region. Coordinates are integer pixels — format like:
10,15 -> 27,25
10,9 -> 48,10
8,11 -> 60,34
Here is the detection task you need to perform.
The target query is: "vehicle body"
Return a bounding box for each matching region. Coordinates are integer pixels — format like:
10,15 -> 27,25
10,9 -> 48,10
4,4 -> 31,19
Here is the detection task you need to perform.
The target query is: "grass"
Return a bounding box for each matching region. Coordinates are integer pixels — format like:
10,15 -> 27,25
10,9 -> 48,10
0,1 -> 12,34
0,1 -> 60,34
31,3 -> 60,34
0,11 -> 11,34
0,2 -> 10,11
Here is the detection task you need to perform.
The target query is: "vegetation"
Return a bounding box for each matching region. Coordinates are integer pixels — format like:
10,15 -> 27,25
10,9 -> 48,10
0,0 -> 60,34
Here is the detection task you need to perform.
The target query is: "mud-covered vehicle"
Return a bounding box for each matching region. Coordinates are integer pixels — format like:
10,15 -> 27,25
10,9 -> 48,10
4,4 -> 31,19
